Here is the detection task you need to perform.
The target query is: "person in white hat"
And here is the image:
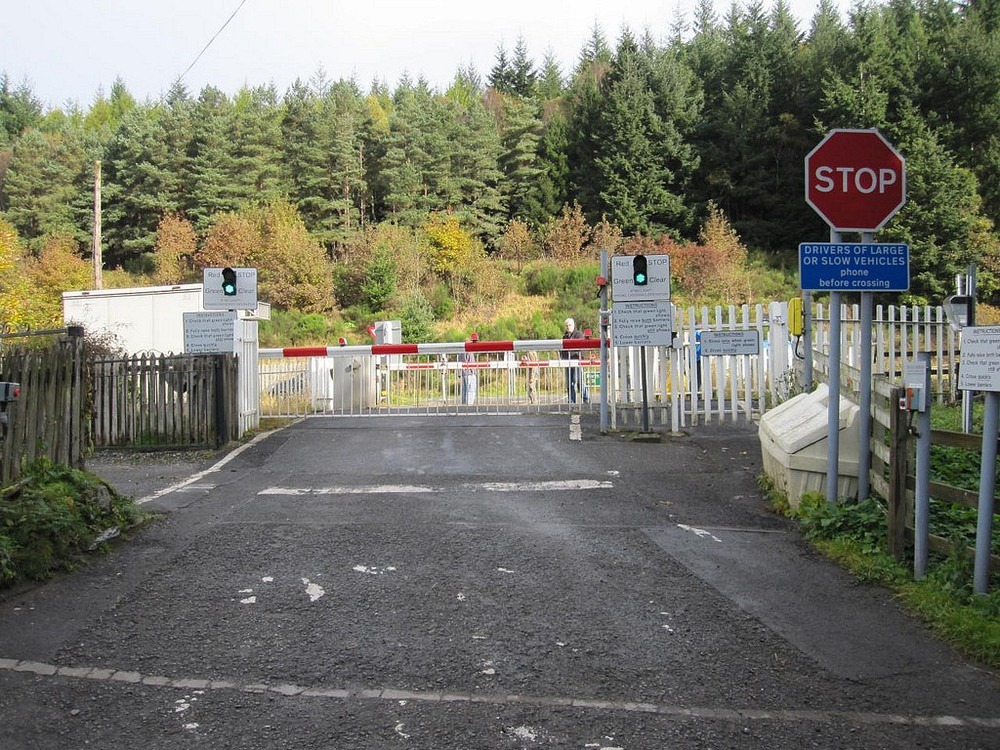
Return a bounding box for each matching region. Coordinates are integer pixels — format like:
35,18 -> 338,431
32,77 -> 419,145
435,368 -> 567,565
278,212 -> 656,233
460,332 -> 479,404
562,318 -> 588,403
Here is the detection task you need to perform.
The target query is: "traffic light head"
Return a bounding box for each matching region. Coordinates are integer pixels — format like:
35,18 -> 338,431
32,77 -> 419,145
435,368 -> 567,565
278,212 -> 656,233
221,267 -> 237,297
632,254 -> 648,286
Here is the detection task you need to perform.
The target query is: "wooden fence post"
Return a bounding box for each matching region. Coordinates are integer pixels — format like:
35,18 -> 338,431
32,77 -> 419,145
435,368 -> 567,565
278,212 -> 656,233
887,386 -> 910,560
214,355 -> 228,449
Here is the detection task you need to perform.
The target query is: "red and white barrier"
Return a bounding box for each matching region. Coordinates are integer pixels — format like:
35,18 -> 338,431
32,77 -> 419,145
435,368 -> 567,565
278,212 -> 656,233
259,337 -> 605,359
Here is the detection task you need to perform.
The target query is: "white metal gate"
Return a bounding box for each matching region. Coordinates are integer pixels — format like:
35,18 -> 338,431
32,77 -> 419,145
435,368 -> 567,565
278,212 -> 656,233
258,303 -> 799,430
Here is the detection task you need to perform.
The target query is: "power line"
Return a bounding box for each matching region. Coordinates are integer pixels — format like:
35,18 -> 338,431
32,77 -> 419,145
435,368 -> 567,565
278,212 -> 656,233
177,0 -> 250,85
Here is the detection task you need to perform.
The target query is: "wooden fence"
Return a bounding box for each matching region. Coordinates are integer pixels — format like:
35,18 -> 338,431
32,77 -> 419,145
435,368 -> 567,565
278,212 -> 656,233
0,332 -> 241,483
90,352 -> 239,449
0,329 -> 87,481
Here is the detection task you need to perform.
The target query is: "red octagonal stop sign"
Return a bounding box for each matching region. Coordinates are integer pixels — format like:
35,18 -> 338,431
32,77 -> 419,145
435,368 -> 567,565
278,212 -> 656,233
805,129 -> 906,232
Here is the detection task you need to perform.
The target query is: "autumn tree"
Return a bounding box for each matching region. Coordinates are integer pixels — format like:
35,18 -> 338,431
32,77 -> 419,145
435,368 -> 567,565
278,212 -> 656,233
670,203 -> 751,304
588,216 -> 624,257
149,214 -> 198,285
497,218 -> 538,270
0,218 -> 33,328
26,235 -> 93,328
197,202 -> 335,313
422,212 -> 476,278
542,202 -> 590,262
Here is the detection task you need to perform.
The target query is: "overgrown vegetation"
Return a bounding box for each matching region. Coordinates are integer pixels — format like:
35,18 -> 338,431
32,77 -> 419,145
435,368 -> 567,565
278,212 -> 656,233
0,458 -> 139,587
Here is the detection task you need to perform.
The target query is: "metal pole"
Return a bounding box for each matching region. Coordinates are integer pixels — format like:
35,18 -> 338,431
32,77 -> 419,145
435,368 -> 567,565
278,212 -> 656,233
640,345 -> 649,433
826,288 -> 842,504
914,352 -> 932,580
973,391 -> 998,595
962,265 -> 977,433
803,291 -> 813,390
858,293 -> 873,502
825,227 -> 844,504
857,230 -> 875,501
600,250 -> 609,434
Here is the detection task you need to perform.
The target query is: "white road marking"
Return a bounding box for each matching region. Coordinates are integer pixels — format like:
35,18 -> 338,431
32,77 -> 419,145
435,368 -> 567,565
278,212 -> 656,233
259,479 -> 612,496
478,480 -> 612,492
353,565 -> 397,576
570,414 -> 582,441
302,578 -> 325,602
2,658 -> 997,729
135,429 -> 279,505
677,524 -> 723,543
261,485 -> 438,495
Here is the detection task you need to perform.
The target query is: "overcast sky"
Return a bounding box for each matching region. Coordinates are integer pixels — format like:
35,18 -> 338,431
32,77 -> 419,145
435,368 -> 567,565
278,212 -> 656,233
3,0 -> 845,110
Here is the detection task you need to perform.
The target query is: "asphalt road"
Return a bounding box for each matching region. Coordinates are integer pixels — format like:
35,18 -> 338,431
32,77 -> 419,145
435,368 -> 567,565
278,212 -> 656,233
1,414 -> 998,749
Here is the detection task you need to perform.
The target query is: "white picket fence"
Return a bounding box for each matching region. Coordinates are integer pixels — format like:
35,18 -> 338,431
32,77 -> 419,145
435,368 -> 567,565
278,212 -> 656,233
811,303 -> 960,402
608,302 -> 793,430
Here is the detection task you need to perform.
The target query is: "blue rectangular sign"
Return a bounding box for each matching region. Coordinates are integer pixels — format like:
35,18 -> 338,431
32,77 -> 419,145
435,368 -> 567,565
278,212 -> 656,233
799,243 -> 909,292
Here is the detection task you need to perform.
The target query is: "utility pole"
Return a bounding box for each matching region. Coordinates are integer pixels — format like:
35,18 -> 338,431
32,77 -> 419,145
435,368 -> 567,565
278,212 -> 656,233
92,160 -> 103,290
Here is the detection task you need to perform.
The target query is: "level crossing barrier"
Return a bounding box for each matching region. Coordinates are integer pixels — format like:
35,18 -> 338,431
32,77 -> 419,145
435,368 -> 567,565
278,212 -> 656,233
257,303 -> 795,428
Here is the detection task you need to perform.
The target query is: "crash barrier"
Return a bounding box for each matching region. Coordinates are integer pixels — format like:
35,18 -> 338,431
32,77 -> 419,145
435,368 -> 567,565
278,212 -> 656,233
258,303 -> 796,429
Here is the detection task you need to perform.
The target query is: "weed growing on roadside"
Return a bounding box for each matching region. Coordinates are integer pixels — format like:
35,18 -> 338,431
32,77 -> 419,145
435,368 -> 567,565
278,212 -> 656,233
795,492 -> 888,553
0,458 -> 138,586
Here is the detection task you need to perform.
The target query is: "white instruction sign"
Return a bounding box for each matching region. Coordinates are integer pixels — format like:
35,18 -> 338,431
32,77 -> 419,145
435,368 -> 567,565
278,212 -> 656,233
183,311 -> 237,354
700,329 -> 760,356
958,326 -> 1000,392
612,300 -> 673,347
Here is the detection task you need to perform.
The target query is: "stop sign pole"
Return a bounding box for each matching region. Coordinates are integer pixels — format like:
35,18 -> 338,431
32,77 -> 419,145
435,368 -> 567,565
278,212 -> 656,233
803,129 -> 906,505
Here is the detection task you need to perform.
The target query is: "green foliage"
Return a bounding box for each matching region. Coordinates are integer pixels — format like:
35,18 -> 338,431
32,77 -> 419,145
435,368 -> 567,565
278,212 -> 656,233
0,458 -> 138,586
795,492 -> 888,553
523,260 -> 599,298
903,541 -> 1000,665
520,260 -> 601,330
259,309 -> 344,347
362,250 -> 397,312
427,281 -> 455,320
475,309 -> 563,340
332,263 -> 368,310
7,3 -> 1000,309
523,263 -> 561,296
399,291 -> 434,342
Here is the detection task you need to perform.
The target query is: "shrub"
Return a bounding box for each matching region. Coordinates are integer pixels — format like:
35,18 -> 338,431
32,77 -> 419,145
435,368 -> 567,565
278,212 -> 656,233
0,458 -> 138,586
